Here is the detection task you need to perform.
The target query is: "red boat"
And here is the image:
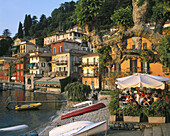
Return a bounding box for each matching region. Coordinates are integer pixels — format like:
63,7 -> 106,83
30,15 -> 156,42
61,103 -> 106,120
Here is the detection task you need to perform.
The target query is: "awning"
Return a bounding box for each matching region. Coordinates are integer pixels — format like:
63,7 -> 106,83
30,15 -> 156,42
28,63 -> 35,67
11,77 -> 16,80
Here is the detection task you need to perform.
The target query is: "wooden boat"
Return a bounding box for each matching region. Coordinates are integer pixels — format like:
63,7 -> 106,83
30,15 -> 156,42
15,103 -> 42,110
49,121 -> 93,136
61,103 -> 106,120
73,101 -> 93,108
0,124 -> 28,132
49,120 -> 107,136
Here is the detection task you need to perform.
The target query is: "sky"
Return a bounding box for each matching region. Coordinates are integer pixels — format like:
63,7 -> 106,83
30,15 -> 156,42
0,0 -> 77,37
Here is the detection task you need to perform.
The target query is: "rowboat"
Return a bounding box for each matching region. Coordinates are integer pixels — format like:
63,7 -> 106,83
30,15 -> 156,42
15,103 -> 42,110
49,121 -> 93,136
0,124 -> 28,132
49,120 -> 108,136
73,101 -> 93,108
61,103 -> 106,120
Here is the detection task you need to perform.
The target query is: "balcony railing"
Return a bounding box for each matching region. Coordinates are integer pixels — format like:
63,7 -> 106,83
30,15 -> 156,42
56,71 -> 68,76
16,60 -> 23,64
73,61 -> 81,65
81,73 -> 99,77
82,62 -> 98,66
56,60 -> 68,65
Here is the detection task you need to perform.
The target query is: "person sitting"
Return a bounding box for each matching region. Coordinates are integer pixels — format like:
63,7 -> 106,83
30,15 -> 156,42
119,93 -> 126,101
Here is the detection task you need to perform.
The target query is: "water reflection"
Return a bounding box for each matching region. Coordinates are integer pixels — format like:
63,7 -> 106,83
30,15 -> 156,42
0,89 -> 65,135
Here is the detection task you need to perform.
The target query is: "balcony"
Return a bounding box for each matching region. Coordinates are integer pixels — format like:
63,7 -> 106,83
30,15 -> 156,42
56,71 -> 68,76
82,62 -> 98,66
16,60 -> 23,64
56,60 -> 68,65
73,61 -> 81,66
81,73 -> 99,77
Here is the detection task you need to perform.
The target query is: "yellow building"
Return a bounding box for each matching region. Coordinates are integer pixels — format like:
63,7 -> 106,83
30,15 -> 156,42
81,53 -> 100,89
20,41 -> 36,54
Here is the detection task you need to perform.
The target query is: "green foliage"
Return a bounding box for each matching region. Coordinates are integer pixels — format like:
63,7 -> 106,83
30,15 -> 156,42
123,105 -> 141,116
60,76 -> 71,92
108,90 -> 119,115
3,29 -> 11,37
0,37 -> 12,56
143,100 -> 169,117
111,6 -> 133,28
97,46 -> 112,74
72,0 -> 103,28
158,35 -> 170,68
17,22 -> 23,38
64,82 -> 91,101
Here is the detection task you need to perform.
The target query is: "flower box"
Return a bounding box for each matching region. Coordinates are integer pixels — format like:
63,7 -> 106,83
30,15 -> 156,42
123,116 -> 140,123
148,117 -> 165,123
110,115 -> 116,122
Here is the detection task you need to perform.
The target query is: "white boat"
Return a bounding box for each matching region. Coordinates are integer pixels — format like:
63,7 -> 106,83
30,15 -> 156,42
49,120 -> 108,136
0,124 -> 28,132
73,101 -> 93,108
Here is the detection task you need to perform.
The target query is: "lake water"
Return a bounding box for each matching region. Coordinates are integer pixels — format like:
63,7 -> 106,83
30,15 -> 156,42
0,89 -> 65,135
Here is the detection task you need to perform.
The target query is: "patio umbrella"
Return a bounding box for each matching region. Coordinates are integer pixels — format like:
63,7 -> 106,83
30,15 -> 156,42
116,73 -> 170,89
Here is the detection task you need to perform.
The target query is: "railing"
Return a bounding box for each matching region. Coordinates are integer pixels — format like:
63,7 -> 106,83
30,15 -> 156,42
56,71 -> 68,76
82,62 -> 98,66
56,60 -> 68,65
81,73 -> 99,77
73,61 -> 81,65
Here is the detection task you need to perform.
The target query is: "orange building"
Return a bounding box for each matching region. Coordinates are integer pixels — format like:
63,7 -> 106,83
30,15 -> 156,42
112,37 -> 170,78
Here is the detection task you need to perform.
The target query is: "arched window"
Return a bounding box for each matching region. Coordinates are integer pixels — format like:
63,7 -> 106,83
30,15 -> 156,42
28,79 -> 31,84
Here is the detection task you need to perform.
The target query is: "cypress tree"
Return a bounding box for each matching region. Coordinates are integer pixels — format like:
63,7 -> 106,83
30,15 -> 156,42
24,14 -> 29,36
17,22 -> 23,38
27,14 -> 32,30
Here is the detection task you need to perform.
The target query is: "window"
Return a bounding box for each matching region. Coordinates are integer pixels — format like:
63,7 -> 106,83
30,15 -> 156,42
87,58 -> 89,64
93,58 -> 96,64
59,46 -> 62,53
28,79 -> 31,84
85,81 -> 87,85
41,63 -> 45,67
91,81 -> 94,86
143,43 -> 147,50
59,67 -> 61,71
114,64 -> 121,72
130,59 -> 137,73
21,71 -> 23,76
54,47 -> 56,54
21,64 -> 23,69
132,45 -> 135,49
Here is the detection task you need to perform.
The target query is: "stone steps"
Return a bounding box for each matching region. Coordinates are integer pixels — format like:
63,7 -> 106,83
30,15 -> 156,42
144,124 -> 170,136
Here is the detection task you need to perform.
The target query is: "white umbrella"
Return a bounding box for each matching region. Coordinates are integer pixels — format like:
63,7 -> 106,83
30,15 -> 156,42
116,73 -> 170,90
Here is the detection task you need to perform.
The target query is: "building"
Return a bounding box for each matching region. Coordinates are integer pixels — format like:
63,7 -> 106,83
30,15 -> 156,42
0,57 -> 16,82
81,53 -> 100,90
44,27 -> 84,47
16,54 -> 29,83
0,35 -> 8,40
25,51 -> 52,90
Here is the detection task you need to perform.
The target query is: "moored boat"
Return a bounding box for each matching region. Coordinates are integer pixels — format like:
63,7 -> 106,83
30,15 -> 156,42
61,102 -> 106,120
15,103 -> 42,111
49,120 -> 108,136
73,101 -> 93,108
0,124 -> 28,132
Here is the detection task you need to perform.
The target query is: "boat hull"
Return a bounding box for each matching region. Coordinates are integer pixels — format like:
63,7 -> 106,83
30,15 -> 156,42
0,124 -> 28,132
61,103 -> 106,120
15,103 -> 42,111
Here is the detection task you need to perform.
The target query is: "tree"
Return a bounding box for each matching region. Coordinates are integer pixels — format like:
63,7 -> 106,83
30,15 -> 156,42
0,37 -> 13,56
32,16 -> 38,24
64,82 -> 91,101
73,0 -> 170,66
17,22 -> 23,38
24,14 -> 30,36
3,29 -> 11,37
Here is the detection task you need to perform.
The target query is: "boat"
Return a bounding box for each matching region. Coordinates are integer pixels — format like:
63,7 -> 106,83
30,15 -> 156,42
49,121 -> 93,136
61,102 -> 106,120
0,124 -> 28,132
15,103 -> 42,110
73,101 -> 93,108
49,120 -> 108,136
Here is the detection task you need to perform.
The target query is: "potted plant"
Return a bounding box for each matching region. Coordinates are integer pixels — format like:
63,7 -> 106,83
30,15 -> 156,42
108,90 -> 119,122
144,100 -> 169,123
123,105 -> 141,123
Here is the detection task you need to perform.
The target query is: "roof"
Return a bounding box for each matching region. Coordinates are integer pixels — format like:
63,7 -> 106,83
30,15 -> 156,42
0,35 -> 8,38
52,39 -> 81,45
81,53 -> 99,58
29,52 -> 52,58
